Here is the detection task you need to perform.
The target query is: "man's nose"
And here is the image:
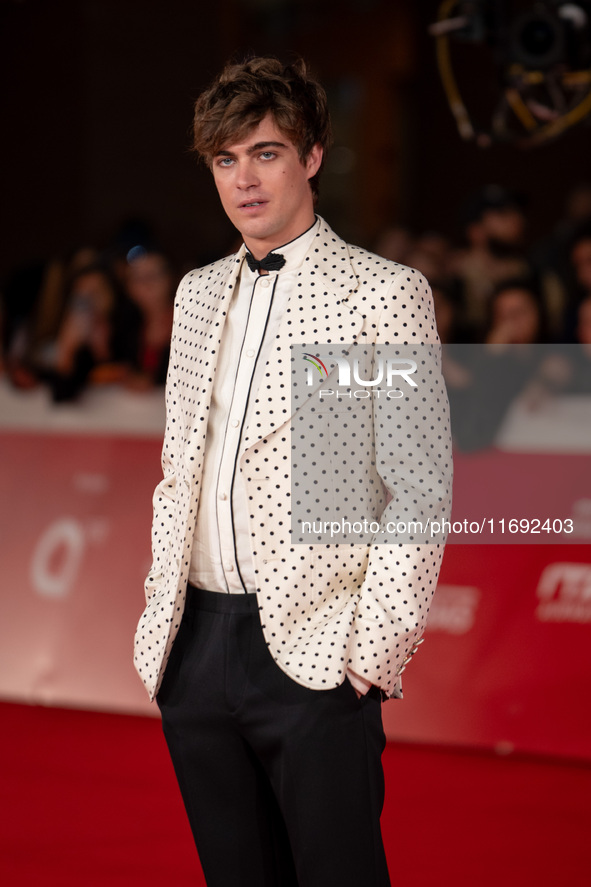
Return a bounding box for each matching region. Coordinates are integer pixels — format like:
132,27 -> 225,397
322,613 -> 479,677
236,160 -> 260,190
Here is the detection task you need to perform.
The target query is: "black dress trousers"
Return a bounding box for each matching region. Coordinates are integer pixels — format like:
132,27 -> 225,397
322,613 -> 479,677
157,586 -> 391,887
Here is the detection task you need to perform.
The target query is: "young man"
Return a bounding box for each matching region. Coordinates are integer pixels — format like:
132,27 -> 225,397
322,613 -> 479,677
134,57 -> 452,887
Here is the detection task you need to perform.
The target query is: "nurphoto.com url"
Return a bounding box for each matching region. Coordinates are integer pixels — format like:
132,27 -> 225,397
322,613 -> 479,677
298,517 -> 574,540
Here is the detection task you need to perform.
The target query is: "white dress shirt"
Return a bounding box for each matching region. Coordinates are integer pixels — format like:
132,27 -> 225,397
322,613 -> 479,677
189,219 -> 319,594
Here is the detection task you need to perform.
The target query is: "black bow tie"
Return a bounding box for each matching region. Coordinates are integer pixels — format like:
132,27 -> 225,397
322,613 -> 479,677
245,250 -> 286,274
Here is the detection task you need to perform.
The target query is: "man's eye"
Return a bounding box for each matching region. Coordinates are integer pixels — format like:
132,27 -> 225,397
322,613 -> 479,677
217,157 -> 234,167
260,151 -> 275,160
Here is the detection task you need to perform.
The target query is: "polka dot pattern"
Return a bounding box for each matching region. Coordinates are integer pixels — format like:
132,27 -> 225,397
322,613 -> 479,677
134,217 -> 452,701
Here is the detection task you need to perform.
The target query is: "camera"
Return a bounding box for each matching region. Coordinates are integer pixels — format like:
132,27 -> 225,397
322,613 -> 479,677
431,1 -> 591,144
509,3 -> 591,69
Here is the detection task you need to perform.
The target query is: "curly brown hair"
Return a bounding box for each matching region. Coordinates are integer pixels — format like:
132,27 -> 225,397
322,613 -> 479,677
193,56 -> 332,200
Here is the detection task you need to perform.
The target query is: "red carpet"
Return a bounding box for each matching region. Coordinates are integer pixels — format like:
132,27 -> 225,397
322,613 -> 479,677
1,702 -> 589,886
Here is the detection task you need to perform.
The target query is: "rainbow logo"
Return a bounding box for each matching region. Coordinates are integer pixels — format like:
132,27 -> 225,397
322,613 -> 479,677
303,353 -> 329,384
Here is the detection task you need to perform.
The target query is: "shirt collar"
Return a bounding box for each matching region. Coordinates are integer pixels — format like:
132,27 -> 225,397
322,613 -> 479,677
242,216 -> 319,279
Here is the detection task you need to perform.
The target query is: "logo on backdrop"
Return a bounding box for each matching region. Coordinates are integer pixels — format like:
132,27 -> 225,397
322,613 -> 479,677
29,473 -> 110,599
425,584 -> 480,634
536,562 -> 591,623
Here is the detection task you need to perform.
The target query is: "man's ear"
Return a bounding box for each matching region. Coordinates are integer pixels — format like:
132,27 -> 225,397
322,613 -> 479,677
305,143 -> 323,180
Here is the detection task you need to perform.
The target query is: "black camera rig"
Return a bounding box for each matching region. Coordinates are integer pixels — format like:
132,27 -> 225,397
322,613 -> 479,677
430,0 -> 591,145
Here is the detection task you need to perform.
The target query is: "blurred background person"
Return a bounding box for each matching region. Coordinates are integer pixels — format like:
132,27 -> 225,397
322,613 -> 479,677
444,278 -> 548,450
118,249 -> 175,391
571,296 -> 591,392
1,260 -> 49,390
1,259 -> 65,390
569,220 -> 591,300
431,279 -> 466,344
0,248 -> 101,392
577,294 -> 591,348
373,225 -> 414,265
531,182 -> 591,338
44,264 -> 128,402
555,219 -> 591,341
484,277 -> 548,346
547,296 -> 591,395
451,185 -> 530,340
405,230 -> 453,284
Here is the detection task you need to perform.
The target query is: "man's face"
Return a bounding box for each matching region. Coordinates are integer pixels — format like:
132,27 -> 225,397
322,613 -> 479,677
211,114 -> 322,258
492,288 -> 540,344
126,254 -> 172,310
481,207 -> 525,245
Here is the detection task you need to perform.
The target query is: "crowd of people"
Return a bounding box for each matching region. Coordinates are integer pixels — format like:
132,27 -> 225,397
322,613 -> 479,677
0,223 -> 176,402
2,183 -> 591,409
375,181 -> 591,449
374,181 -> 591,350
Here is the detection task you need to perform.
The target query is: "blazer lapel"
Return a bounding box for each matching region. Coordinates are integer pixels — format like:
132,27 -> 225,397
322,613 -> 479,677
242,220 -> 365,450
182,247 -> 245,474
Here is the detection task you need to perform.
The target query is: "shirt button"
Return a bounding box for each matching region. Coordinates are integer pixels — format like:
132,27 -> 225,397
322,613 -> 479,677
246,349 -> 255,358
260,278 -> 271,288
230,419 -> 240,428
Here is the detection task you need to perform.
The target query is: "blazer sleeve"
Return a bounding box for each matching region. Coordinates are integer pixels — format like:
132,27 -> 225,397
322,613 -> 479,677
347,267 -> 453,697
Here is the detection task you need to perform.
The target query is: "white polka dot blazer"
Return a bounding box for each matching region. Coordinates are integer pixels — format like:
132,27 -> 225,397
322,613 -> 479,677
134,217 -> 453,701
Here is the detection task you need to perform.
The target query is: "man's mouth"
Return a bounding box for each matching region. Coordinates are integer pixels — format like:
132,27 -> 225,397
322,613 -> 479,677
240,200 -> 266,208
